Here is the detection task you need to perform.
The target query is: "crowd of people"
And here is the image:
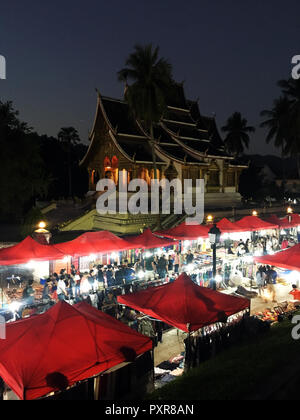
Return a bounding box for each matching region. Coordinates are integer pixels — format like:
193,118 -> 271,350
16,251 -> 199,311
226,234 -> 296,257
4,228 -> 300,320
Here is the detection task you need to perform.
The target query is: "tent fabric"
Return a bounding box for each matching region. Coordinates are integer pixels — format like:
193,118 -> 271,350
266,214 -> 299,229
235,216 -> 278,232
254,244 -> 300,271
124,229 -> 177,249
285,214 -> 300,226
54,231 -> 132,257
157,222 -> 209,240
118,273 -> 250,333
0,236 -> 65,266
0,301 -> 152,400
216,218 -> 249,233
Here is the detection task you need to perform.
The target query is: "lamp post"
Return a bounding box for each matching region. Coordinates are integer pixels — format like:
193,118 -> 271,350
33,221 -> 52,245
287,207 -> 293,223
209,224 -> 221,291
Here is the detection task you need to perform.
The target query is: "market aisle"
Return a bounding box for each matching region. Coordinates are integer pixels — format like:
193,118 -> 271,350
222,284 -> 292,314
154,328 -> 186,366
250,284 -> 292,314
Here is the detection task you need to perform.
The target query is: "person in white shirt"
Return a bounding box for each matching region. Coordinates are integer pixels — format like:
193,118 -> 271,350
80,273 -> 91,296
57,277 -> 68,301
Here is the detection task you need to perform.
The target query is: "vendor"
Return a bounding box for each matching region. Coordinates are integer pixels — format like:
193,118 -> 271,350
186,250 -> 194,264
22,279 -> 35,306
144,253 -> 156,281
289,285 -> 300,302
42,279 -> 52,302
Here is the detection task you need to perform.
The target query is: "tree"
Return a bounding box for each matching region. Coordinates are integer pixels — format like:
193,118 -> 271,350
20,207 -> 45,238
260,96 -> 292,191
0,101 -> 49,221
58,127 -> 80,198
277,78 -> 300,178
221,112 -> 255,157
118,44 -> 174,180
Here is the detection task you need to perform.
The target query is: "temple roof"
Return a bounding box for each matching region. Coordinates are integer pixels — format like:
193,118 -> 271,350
82,86 -> 240,167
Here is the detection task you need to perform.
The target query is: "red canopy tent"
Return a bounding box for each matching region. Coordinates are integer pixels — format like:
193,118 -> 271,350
266,214 -> 299,229
157,222 -> 209,241
125,228 -> 177,249
0,301 -> 152,400
254,244 -> 300,271
0,236 -> 65,266
216,218 -> 249,233
286,214 -> 300,226
54,231 -> 132,257
235,216 -> 278,232
118,273 -> 250,332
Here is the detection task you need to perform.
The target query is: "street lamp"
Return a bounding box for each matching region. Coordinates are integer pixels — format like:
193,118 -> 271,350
206,214 -> 214,224
287,207 -> 293,223
33,221 -> 51,245
38,221 -> 47,229
252,210 -> 258,217
209,224 -> 221,291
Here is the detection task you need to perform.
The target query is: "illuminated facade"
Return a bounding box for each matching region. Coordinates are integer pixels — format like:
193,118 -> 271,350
78,85 -> 247,234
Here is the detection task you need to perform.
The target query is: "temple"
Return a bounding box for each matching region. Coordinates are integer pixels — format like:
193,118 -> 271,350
74,84 -> 247,234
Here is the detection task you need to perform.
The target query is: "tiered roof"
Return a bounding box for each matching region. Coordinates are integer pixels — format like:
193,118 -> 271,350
81,84 -> 238,167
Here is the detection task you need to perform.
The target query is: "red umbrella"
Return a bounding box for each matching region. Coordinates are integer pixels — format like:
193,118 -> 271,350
0,301 -> 152,400
55,231 -> 132,257
157,222 -> 209,240
124,229 -> 177,249
118,273 -> 250,332
0,236 -> 65,266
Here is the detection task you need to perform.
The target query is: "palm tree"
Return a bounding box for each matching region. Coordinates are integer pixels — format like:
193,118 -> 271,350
260,96 -> 292,190
221,112 -> 255,157
118,44 -> 174,180
58,127 -> 80,197
278,78 -> 300,177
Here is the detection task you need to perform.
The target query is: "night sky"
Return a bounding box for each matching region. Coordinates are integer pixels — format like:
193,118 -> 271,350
1,0 -> 299,155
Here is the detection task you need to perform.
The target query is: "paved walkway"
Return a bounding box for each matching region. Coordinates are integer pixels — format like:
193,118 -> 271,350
154,328 -> 186,366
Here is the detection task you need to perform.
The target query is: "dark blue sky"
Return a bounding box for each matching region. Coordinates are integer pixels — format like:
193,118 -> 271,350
0,0 -> 299,155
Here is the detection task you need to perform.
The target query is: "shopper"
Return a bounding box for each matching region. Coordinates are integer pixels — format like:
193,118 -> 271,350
144,253 -> 155,281
186,250 -> 194,264
256,266 -> 266,297
174,251 -> 180,273
42,279 -> 52,302
266,266 -> 278,284
265,270 -> 277,303
157,255 -> 168,280
168,255 -> 174,272
57,276 -> 68,301
281,237 -> 289,250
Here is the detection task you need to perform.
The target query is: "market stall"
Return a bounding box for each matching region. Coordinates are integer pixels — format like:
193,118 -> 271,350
118,273 -> 250,379
54,231 -> 133,271
235,216 -> 279,232
254,243 -> 300,272
118,273 -> 250,332
0,300 -> 153,400
125,228 -> 178,250
0,236 -> 65,266
157,222 -> 209,241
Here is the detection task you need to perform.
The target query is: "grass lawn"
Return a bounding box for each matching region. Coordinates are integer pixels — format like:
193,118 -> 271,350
148,315 -> 300,400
